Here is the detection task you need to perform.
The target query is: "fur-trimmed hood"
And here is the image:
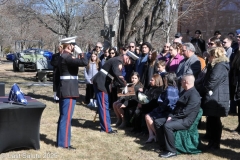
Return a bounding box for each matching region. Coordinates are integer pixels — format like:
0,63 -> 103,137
211,56 -> 229,67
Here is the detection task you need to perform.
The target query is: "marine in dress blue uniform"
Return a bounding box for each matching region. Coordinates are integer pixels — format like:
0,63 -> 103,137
92,51 -> 138,133
56,36 -> 87,149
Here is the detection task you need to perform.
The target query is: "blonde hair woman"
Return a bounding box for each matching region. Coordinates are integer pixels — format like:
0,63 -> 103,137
202,47 -> 229,150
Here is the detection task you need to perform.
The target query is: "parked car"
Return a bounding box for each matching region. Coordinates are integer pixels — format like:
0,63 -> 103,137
6,53 -> 15,61
13,48 -> 53,72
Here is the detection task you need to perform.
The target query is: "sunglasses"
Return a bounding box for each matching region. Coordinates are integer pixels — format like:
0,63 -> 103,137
110,52 -> 115,54
96,46 -> 102,49
129,46 -> 135,48
237,36 -> 240,39
222,41 -> 227,44
208,43 -> 214,46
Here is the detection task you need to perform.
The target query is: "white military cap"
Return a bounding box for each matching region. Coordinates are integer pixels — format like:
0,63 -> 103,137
236,29 -> 240,35
126,50 -> 139,60
60,36 -> 77,44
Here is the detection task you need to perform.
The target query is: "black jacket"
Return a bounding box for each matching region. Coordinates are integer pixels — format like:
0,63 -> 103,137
50,52 -> 60,92
169,87 -> 201,128
92,56 -> 126,93
57,52 -> 88,98
140,86 -> 163,113
202,57 -> 230,117
141,60 -> 159,88
191,38 -> 206,56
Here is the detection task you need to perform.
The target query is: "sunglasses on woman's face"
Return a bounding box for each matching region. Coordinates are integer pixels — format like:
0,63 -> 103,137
208,43 -> 214,46
110,52 -> 115,54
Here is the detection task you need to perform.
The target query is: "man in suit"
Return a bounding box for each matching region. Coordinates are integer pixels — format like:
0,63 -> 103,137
160,74 -> 201,158
176,42 -> 201,91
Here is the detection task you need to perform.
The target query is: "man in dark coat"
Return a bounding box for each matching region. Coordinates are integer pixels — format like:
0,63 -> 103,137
50,45 -> 63,102
160,74 -> 201,158
92,51 -> 138,133
56,36 -> 88,149
190,30 -> 206,57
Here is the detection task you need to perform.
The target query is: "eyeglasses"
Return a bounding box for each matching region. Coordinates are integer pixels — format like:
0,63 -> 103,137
164,46 -> 170,48
96,46 -> 102,49
208,43 -> 214,46
129,46 -> 135,48
110,52 -> 115,54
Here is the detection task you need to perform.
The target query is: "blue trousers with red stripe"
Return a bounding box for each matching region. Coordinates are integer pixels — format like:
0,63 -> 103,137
57,98 -> 76,147
93,85 -> 113,132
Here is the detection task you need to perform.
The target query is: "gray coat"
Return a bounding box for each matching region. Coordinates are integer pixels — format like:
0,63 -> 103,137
202,57 -> 230,117
176,54 -> 201,90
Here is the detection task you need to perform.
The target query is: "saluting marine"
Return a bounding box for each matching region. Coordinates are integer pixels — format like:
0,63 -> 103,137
56,36 -> 87,149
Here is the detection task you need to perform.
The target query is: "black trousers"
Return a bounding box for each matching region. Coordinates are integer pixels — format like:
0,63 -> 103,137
237,101 -> 240,126
85,84 -> 94,103
163,119 -> 188,153
154,117 -> 167,149
206,116 -> 222,145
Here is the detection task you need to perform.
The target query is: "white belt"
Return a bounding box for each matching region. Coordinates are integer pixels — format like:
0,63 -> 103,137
100,69 -> 114,80
60,76 -> 78,80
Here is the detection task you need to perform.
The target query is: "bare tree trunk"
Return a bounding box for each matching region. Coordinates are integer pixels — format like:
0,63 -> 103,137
112,3 -> 120,47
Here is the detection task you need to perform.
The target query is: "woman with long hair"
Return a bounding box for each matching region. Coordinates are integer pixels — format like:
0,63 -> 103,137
132,74 -> 164,133
141,50 -> 159,88
202,47 -> 229,149
84,51 -> 101,107
166,43 -> 184,73
145,73 -> 179,143
113,72 -> 143,128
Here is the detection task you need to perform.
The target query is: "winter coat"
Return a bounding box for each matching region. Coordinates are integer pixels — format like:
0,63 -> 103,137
84,62 -> 101,84
202,56 -> 230,117
166,53 -> 184,73
141,59 -> 159,88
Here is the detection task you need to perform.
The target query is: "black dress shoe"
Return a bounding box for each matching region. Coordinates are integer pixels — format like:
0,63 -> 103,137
160,152 -> 177,158
66,146 -> 76,150
57,146 -> 76,150
108,130 -> 118,134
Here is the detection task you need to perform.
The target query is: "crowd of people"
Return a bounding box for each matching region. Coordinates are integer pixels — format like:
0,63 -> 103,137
51,29 -> 240,158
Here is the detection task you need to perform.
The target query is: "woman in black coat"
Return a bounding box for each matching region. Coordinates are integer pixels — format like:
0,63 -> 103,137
141,50 -> 159,88
132,74 -> 163,133
202,47 -> 230,149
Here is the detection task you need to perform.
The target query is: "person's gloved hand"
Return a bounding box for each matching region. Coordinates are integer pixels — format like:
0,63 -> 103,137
74,45 -> 82,54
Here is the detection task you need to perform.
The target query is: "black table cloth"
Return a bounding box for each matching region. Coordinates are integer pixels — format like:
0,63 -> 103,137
0,96 -> 46,153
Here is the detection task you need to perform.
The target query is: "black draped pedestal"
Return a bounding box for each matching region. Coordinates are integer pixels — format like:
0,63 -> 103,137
0,96 -> 46,153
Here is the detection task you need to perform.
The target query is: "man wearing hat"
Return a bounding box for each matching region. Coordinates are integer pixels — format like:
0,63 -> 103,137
92,49 -> 138,133
56,36 -> 88,149
190,30 -> 206,57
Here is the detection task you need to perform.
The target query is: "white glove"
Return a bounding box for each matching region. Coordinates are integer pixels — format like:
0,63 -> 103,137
209,90 -> 213,96
74,45 -> 82,54
122,86 -> 128,94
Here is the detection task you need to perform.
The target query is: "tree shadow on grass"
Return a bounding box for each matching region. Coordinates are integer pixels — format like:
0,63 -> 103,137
27,92 -> 53,102
72,118 -> 100,132
40,134 -> 56,147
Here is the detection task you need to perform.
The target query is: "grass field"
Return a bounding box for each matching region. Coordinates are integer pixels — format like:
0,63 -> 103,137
0,61 -> 240,160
